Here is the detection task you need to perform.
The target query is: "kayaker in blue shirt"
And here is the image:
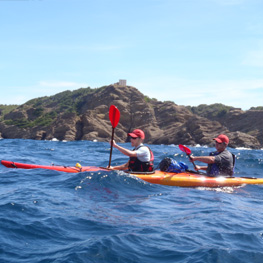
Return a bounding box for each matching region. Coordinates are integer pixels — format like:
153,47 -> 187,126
190,134 -> 235,176
108,129 -> 154,172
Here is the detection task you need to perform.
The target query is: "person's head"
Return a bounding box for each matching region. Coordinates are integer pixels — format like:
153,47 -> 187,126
128,129 -> 145,147
213,134 -> 229,152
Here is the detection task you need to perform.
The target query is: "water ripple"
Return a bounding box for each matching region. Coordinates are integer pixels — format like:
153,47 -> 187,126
0,140 -> 263,262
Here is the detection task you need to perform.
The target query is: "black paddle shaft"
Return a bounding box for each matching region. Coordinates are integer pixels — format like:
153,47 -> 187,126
108,127 -> 115,168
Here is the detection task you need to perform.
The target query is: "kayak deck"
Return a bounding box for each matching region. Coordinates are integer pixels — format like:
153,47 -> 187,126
1,160 -> 102,173
2,160 -> 263,188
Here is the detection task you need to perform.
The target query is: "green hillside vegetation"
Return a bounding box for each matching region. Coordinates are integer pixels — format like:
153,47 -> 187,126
0,105 -> 18,118
187,103 -> 234,119
4,111 -> 57,128
3,87 -> 99,128
249,106 -> 263,111
25,87 -> 97,113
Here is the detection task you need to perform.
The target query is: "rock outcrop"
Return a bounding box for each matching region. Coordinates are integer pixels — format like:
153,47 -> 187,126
0,85 -> 262,149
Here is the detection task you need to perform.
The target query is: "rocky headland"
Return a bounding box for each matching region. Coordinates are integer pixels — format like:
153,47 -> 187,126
0,85 -> 262,149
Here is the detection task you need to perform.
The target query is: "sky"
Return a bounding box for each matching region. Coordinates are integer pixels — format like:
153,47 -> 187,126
0,0 -> 263,110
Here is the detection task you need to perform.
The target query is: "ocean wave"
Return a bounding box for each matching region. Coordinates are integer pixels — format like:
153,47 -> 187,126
1,139 -> 263,263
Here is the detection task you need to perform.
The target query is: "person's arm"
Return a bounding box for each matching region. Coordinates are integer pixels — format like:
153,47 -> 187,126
194,165 -> 208,171
190,155 -> 215,164
108,161 -> 129,170
112,140 -> 137,157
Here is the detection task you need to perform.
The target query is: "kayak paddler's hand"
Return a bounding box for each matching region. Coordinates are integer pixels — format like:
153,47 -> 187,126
189,155 -> 195,162
194,165 -> 201,171
110,140 -> 117,148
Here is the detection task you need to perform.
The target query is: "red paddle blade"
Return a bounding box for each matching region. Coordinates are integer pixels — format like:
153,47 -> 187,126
179,144 -> 192,155
109,105 -> 120,128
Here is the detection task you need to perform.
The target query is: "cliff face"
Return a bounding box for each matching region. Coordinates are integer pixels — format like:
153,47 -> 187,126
0,85 -> 262,149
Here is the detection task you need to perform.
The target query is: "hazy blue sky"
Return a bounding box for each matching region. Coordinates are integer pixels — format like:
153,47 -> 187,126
1,0 -> 262,109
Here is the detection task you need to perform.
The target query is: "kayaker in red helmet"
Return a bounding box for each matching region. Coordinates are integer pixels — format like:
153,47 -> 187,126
189,134 -> 235,176
108,129 -> 154,172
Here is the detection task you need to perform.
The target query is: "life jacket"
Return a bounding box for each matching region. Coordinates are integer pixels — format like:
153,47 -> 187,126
208,151 -> 235,176
128,145 -> 154,172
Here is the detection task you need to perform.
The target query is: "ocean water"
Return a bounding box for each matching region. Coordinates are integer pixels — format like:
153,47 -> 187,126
0,139 -> 263,263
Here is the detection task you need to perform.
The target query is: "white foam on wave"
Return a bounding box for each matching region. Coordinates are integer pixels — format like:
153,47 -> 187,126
236,147 -> 252,150
194,144 -> 208,148
197,185 -> 243,193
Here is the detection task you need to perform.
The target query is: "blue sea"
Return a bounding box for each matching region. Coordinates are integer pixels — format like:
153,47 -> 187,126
0,139 -> 263,263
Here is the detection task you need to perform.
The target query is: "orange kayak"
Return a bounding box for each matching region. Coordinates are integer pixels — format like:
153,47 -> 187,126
2,160 -> 263,188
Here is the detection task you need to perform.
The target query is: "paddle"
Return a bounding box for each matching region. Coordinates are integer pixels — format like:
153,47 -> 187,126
179,144 -> 197,170
108,105 -> 120,168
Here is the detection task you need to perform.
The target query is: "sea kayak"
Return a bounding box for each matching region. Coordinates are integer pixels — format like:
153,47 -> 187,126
2,160 -> 263,188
